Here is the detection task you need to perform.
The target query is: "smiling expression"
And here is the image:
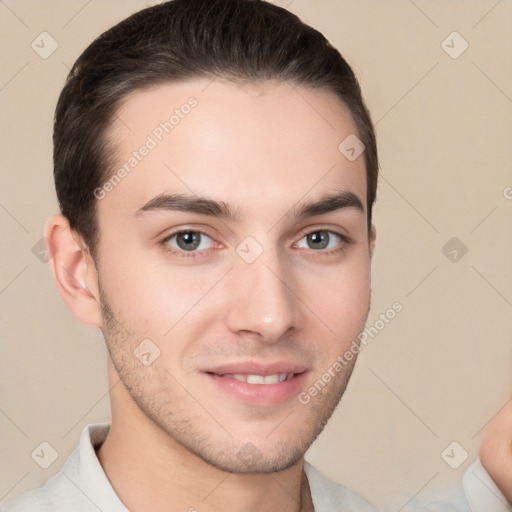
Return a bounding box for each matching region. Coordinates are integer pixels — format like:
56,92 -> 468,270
94,78 -> 373,473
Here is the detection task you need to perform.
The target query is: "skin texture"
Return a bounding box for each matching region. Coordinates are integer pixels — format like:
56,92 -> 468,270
45,78 -> 512,511
47,78 -> 375,512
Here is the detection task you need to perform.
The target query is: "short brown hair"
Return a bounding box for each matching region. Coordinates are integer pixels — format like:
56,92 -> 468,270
54,0 -> 378,258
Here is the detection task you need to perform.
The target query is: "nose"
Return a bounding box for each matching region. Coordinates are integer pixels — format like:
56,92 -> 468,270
224,251 -> 302,343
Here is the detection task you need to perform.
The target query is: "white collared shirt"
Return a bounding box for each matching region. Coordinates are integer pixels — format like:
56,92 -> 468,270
2,422 -> 510,511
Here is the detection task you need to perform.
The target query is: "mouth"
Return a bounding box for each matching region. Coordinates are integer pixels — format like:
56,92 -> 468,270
202,362 -> 309,406
216,373 -> 297,384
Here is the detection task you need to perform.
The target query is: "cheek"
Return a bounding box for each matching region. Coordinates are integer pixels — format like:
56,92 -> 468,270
98,245 -> 225,339
96,245 -> 170,334
298,257 -> 371,337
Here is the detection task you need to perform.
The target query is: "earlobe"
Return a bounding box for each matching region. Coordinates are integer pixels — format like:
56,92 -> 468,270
44,214 -> 103,327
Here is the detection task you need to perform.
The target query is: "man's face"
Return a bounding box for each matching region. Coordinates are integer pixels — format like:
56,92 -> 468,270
94,79 -> 373,473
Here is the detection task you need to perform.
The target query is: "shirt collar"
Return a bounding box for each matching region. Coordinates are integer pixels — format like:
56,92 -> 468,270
463,458 -> 511,512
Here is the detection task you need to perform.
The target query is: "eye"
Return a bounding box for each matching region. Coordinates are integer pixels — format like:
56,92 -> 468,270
164,230 -> 215,252
296,230 -> 344,251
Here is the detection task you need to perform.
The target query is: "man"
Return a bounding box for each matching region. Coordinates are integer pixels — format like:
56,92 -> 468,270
3,0 -> 511,510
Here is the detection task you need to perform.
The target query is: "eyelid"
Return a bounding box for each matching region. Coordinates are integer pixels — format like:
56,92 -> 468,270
156,222 -> 218,240
158,225 -> 354,259
162,228 -> 211,240
294,224 -> 354,244
292,227 -> 354,255
160,228 -> 222,258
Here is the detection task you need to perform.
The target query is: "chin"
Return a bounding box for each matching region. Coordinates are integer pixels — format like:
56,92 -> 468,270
195,440 -> 307,474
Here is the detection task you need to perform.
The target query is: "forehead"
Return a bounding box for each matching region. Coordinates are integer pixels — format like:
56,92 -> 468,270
101,78 -> 367,219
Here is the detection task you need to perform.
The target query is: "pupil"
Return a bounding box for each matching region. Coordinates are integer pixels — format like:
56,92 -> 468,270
308,231 -> 328,249
177,232 -> 200,250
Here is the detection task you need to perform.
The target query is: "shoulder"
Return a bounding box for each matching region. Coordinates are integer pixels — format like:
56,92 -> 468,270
2,452 -> 88,512
304,460 -> 379,511
2,486 -> 54,512
2,422 -> 114,512
463,458 -> 512,512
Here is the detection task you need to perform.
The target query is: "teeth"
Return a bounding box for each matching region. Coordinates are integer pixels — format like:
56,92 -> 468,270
228,373 -> 290,384
246,374 -> 265,384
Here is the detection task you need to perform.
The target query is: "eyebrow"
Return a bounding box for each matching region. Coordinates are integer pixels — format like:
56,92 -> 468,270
135,193 -> 241,220
293,190 -> 364,218
135,190 -> 364,221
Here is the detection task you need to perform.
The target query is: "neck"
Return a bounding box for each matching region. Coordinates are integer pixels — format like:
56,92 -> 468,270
97,363 -> 314,512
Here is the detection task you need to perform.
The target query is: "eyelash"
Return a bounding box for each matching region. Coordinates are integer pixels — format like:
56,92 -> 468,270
160,230 -> 218,259
296,231 -> 354,256
159,229 -> 353,259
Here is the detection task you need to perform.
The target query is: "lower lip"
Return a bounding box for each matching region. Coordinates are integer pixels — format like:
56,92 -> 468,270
203,372 -> 309,406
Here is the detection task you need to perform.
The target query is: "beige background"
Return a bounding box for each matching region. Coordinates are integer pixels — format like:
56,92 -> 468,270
1,0 -> 511,510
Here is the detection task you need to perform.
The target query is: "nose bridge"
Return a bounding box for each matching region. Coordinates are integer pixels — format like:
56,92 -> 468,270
225,244 -> 299,340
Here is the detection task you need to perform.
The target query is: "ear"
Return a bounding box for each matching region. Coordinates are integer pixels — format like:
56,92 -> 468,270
369,224 -> 377,259
44,214 -> 103,327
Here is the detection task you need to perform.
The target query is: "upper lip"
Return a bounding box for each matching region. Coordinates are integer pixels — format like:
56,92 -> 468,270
204,361 -> 308,376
